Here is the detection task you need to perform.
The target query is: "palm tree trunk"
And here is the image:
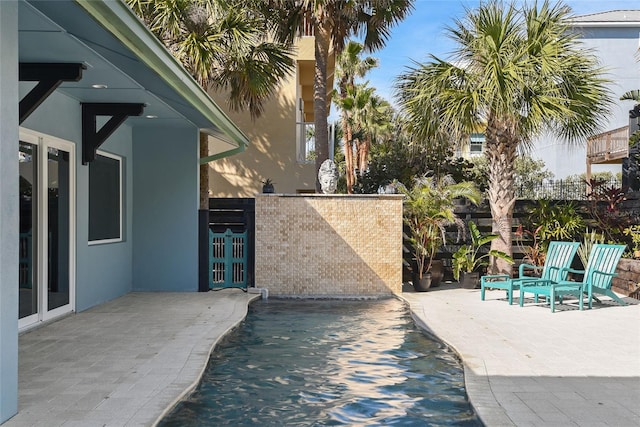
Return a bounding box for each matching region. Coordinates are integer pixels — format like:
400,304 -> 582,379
359,137 -> 370,176
342,119 -> 355,194
485,117 -> 517,276
313,20 -> 331,192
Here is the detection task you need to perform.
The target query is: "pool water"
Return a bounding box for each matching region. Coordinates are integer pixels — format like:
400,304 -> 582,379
159,298 -> 481,426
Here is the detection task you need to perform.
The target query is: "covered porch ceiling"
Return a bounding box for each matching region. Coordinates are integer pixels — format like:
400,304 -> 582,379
19,0 -> 248,160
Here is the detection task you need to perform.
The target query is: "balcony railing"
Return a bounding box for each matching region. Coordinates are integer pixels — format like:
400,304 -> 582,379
302,14 -> 314,36
587,126 -> 629,164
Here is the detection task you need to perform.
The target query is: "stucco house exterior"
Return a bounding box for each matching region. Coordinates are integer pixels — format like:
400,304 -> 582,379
0,0 -> 248,423
208,33 -> 335,197
529,9 -> 640,179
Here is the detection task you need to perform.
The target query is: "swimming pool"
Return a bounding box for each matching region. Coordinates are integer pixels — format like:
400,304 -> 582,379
159,298 -> 480,426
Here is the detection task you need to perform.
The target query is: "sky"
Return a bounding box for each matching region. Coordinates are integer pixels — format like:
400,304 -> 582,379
360,0 -> 637,105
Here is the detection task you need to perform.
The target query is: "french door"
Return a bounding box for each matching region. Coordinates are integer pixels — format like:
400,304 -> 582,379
19,129 -> 75,329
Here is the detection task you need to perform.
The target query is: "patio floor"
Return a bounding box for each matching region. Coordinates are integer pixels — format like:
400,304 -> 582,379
6,290 -> 258,427
3,285 -> 639,426
403,283 -> 640,426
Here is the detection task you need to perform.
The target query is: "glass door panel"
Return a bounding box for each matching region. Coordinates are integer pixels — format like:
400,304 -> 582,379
19,141 -> 38,320
47,146 -> 70,312
18,129 -> 75,328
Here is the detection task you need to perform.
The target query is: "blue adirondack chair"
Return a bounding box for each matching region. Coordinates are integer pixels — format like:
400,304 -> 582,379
480,241 -> 580,305
519,243 -> 626,312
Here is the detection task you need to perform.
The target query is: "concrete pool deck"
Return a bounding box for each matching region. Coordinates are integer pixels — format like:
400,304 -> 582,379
403,283 -> 640,426
4,286 -> 639,426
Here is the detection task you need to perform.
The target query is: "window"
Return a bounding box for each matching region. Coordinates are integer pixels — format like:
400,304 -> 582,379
88,151 -> 122,244
296,122 -> 335,163
469,133 -> 485,156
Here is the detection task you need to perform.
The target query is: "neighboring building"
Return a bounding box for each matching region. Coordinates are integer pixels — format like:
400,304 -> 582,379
531,10 -> 640,179
208,33 -> 335,196
457,10 -> 640,180
0,1 -> 246,423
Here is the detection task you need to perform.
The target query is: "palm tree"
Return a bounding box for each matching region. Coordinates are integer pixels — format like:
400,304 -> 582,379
335,41 -> 378,193
351,85 -> 393,176
257,0 -> 414,191
126,0 -> 294,208
396,0 -> 611,275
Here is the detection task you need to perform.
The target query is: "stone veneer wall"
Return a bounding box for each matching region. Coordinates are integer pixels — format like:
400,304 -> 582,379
255,194 -> 403,297
612,258 -> 640,298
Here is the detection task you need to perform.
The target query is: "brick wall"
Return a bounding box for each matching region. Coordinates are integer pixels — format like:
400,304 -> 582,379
255,194 -> 403,297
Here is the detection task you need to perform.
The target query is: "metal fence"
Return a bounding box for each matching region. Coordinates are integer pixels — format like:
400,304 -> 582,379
515,178 -> 623,200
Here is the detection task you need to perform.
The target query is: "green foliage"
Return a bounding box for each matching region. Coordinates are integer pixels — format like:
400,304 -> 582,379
623,225 -> 640,254
400,176 -> 482,278
582,179 -> 635,245
354,138 -> 416,193
452,221 -> 513,280
395,0 -> 612,273
564,171 -> 622,184
127,0 -> 294,119
577,229 -> 605,269
521,200 -> 586,252
468,155 -> 554,196
352,131 -> 477,194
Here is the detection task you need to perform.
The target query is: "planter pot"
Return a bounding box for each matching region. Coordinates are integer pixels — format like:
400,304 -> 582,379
262,184 -> 275,193
460,271 -> 480,289
413,273 -> 432,292
430,260 -> 444,287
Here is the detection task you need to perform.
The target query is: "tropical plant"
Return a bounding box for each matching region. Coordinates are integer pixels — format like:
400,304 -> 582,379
452,221 -> 513,281
400,176 -> 482,279
515,225 -> 546,266
335,83 -> 388,184
395,0 -> 612,275
623,225 -> 640,258
334,41 -> 378,193
126,0 -> 294,208
522,200 -> 585,252
257,0 -> 414,191
577,229 -> 605,269
354,89 -> 393,175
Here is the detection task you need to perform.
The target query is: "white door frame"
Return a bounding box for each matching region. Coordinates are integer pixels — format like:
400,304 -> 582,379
18,128 -> 76,330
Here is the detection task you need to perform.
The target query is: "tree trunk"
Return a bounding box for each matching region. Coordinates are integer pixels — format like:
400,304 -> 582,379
199,132 -> 209,209
485,116 -> 517,276
342,116 -> 354,194
313,20 -> 331,192
359,136 -> 370,176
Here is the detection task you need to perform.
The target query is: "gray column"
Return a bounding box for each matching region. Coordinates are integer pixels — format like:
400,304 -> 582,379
0,0 -> 19,423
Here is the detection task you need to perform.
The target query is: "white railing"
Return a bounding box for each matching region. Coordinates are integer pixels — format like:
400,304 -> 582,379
587,126 -> 629,162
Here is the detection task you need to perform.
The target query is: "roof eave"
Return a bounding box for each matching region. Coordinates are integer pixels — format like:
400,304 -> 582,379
74,0 -> 249,155
570,21 -> 640,28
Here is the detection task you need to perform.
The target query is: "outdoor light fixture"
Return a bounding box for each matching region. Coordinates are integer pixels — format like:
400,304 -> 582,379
91,84 -> 108,89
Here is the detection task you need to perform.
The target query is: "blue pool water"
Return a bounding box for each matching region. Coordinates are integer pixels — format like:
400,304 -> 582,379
159,298 -> 481,426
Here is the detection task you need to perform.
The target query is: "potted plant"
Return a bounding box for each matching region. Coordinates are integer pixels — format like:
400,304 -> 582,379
401,176 -> 482,291
261,178 -> 275,194
452,221 -> 514,288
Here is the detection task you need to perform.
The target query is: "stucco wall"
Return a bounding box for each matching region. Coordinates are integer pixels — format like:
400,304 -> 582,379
21,91 -> 136,311
132,125 -> 199,292
208,81 -> 316,197
255,194 -> 403,297
531,26 -> 640,178
0,1 -> 19,422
